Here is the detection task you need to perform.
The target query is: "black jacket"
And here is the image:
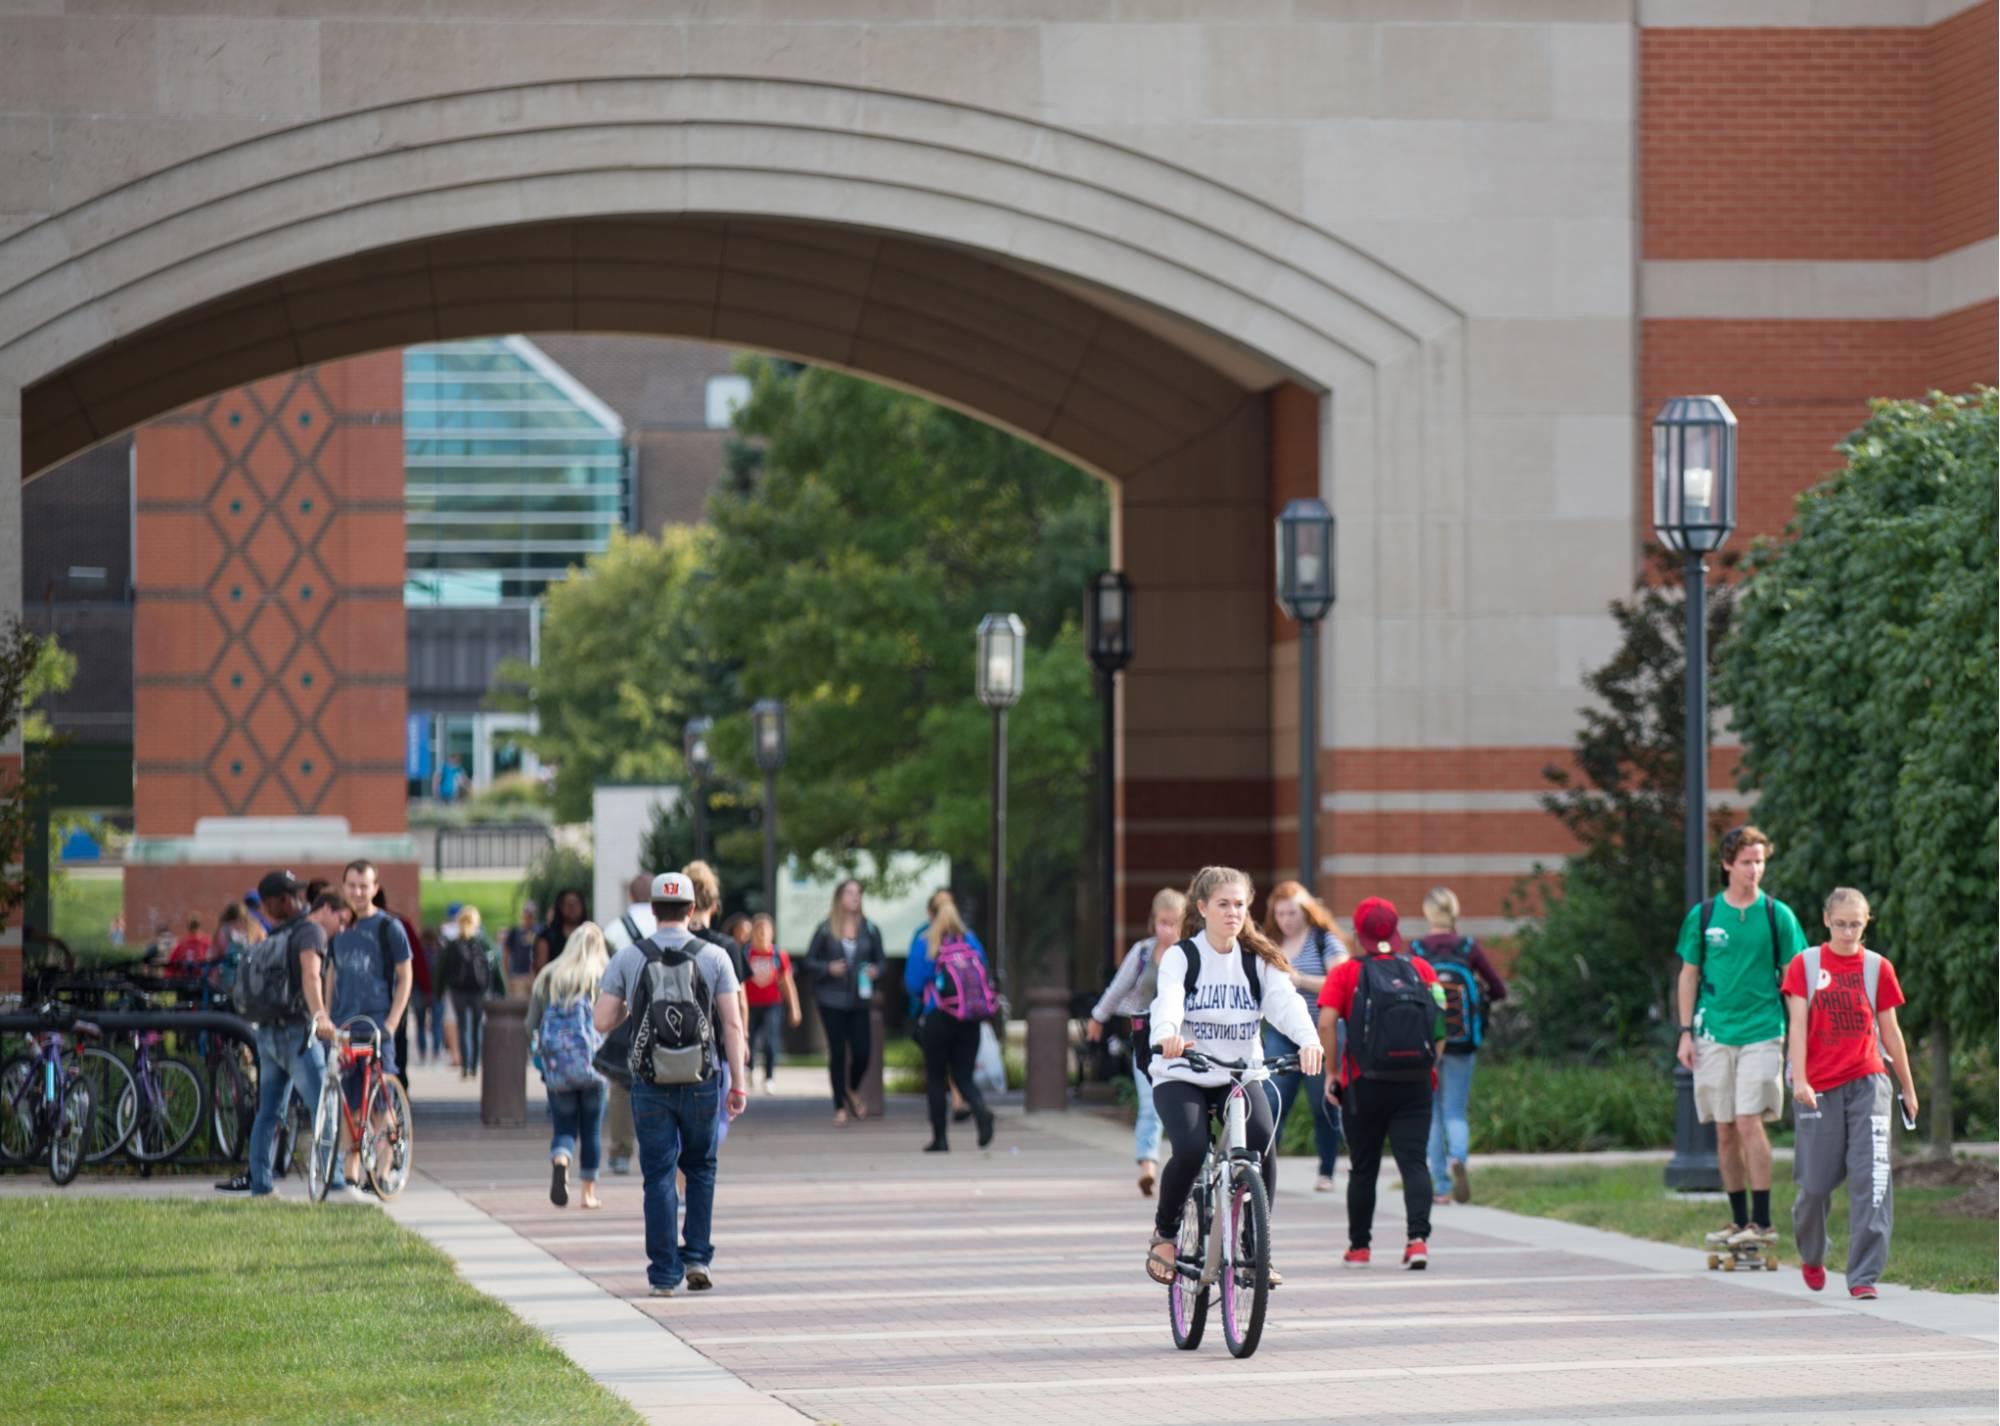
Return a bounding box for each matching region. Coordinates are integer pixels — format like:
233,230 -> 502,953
804,919 -> 886,1010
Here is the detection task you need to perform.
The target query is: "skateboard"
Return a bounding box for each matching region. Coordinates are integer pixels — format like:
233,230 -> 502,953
1705,1238 -> 1779,1272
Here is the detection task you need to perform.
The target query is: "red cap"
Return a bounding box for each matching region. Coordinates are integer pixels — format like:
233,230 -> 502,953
1353,897 -> 1406,956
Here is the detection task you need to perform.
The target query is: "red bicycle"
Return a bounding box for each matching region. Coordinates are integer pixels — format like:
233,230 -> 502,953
307,1018 -> 412,1202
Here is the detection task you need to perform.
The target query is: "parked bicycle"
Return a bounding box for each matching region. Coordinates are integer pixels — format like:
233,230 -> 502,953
0,1010 -> 100,1185
1163,1049 -> 1296,1360
308,1018 -> 412,1202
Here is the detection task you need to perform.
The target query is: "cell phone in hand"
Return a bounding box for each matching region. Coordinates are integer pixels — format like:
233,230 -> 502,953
1899,1098 -> 1918,1132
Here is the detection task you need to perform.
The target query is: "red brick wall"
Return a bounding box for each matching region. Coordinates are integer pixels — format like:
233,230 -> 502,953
132,354 -> 407,840
1927,1 -> 1999,254
1929,301 -> 2000,395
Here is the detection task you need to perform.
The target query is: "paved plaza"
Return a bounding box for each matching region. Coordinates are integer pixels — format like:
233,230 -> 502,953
381,1063 -> 1997,1426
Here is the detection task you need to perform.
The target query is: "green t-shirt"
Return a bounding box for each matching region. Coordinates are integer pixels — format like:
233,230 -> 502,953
1675,893 -> 1808,1046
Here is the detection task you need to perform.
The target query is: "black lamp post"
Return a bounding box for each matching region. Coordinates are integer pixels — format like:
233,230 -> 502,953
1085,571 -> 1133,984
1274,499 -> 1336,890
751,699 -> 785,934
975,613 -> 1025,1006
684,716 -> 713,863
1653,394 -> 1737,1192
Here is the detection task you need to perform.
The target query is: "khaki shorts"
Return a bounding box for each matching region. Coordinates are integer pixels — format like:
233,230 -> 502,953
1693,1037 -> 1785,1124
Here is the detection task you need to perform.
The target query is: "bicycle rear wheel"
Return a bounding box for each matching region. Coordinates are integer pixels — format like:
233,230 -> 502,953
1167,1180 -> 1210,1351
77,1047 -> 136,1163
0,1057 -> 37,1166
307,1074 -> 342,1203
127,1057 -> 205,1164
1220,1165 -> 1272,1359
365,1075 -> 413,1199
50,1076 -> 93,1186
210,1049 -> 252,1162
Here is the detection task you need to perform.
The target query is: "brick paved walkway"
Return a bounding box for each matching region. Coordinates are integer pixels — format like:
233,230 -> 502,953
394,1061 -> 1998,1426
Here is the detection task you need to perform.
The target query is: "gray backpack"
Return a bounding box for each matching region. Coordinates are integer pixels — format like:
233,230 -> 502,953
233,923 -> 296,1025
628,941 -> 715,1086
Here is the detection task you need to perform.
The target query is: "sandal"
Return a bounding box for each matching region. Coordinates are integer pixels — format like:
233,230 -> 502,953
833,1108 -> 850,1126
1145,1235 -> 1177,1285
1267,1264 -> 1283,1289
846,1092 -> 869,1121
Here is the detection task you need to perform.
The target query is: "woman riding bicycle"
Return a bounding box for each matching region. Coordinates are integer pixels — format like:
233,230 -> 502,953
1145,866 -> 1323,1287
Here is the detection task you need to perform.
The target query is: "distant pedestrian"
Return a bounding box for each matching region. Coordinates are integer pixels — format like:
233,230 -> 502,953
684,861 -> 751,1149
329,860 -> 413,1190
407,919 -> 437,1067
917,898 -> 997,1152
1086,886 -> 1186,1196
601,874 -> 658,1176
904,889 -> 982,1121
1408,886 -> 1507,1206
505,900 -> 540,999
536,890 -> 588,980
1675,825 -> 1808,1252
744,913 -> 800,1092
593,872 -> 748,1296
530,922 -> 612,1211
167,915 -> 210,974
1261,880 -> 1352,1194
1784,888 -> 1919,1300
806,879 -> 887,1125
439,906 -> 495,1078
1319,897 -> 1446,1270
374,885 -> 423,1103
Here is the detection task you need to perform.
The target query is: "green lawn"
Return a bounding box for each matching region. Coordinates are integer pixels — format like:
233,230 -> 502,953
1473,1160 -> 1998,1295
50,872 -> 122,949
0,1198 -> 639,1426
419,877 -> 526,936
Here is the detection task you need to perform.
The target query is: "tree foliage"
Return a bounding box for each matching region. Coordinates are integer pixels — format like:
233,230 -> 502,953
1503,550 -> 1738,1059
3,622 -> 76,924
1717,389 -> 1997,1049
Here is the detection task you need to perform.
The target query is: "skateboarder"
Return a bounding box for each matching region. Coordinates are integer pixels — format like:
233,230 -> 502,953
1782,887 -> 1919,1300
1674,825 -> 1808,1253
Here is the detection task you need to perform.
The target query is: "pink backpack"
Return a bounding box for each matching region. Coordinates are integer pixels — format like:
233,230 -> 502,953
931,939 -> 996,1020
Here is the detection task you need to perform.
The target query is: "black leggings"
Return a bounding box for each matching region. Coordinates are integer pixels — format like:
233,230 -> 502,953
1152,1077 -> 1278,1240
1340,1076 -> 1434,1249
818,1003 -> 871,1111
920,1013 -> 989,1142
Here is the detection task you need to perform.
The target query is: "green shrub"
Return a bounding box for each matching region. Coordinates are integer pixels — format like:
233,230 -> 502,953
884,1029 -> 1024,1092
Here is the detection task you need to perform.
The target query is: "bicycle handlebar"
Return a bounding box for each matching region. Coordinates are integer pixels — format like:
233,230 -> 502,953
1179,1049 -> 1301,1076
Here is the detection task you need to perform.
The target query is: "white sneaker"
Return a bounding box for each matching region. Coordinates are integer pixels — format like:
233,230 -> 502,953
1727,1224 -> 1777,1248
685,1264 -> 713,1292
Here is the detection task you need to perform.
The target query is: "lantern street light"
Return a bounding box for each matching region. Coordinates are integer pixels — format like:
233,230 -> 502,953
1085,571 -> 1133,984
976,614 -> 1025,1007
684,716 -> 713,863
751,699 -> 786,936
1274,499 -> 1336,890
1653,394 -> 1738,1193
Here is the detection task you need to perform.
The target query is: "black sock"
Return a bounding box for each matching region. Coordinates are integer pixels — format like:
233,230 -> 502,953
1751,1190 -> 1771,1229
1727,1190 -> 1748,1227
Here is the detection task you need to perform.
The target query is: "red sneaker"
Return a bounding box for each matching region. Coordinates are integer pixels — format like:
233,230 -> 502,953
1403,1239 -> 1429,1270
1800,1264 -> 1826,1291
1342,1248 -> 1370,1269
1849,1284 -> 1878,1300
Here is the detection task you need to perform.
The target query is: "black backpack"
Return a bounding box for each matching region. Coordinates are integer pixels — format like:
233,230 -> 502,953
1352,954 -> 1438,1082
593,913 -> 647,1086
1135,939 -> 1262,1075
628,939 -> 716,1086
234,921 -> 298,1025
447,936 -> 492,995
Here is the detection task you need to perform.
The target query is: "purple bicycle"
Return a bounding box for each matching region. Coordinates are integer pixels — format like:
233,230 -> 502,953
0,1009 -> 101,1185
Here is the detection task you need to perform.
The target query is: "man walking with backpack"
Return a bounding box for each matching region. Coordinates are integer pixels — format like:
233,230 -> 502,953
600,874 -> 658,1176
329,860 -> 413,1192
1409,887 -> 1507,1206
594,872 -> 747,1297
1675,825 -> 1808,1253
1319,897 -> 1446,1269
216,870 -> 338,1197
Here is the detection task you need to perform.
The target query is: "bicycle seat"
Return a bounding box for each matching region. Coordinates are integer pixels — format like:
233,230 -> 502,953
71,1020 -> 101,1038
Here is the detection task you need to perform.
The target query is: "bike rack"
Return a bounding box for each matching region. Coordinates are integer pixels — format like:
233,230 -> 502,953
0,1009 -> 258,1042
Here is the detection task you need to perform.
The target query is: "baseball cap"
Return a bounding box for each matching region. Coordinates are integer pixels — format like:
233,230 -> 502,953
650,871 -> 695,904
1352,897 -> 1406,956
256,870 -> 304,901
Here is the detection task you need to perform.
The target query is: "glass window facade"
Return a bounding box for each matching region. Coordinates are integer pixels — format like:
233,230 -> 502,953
405,339 -> 631,607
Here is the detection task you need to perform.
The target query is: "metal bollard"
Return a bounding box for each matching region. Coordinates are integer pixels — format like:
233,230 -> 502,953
1024,986 -> 1070,1113
480,997 -> 529,1128
860,980 -> 888,1118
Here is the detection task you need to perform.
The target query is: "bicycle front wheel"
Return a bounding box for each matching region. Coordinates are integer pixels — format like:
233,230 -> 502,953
77,1047 -> 137,1163
211,1050 -> 253,1162
0,1057 -> 37,1166
50,1076 -> 94,1186
307,1074 -> 342,1203
1220,1165 -> 1272,1359
366,1076 -> 413,1200
127,1057 -> 206,1164
1167,1181 -> 1210,1351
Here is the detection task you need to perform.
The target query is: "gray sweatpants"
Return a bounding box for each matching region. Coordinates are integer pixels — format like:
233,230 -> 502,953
1792,1074 -> 1894,1288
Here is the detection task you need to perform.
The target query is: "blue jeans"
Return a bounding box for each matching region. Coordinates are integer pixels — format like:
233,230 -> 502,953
248,1022 -> 341,1195
548,1080 -> 607,1182
1131,1049 -> 1162,1163
631,1077 -> 721,1289
414,992 -> 445,1059
1263,1024 -> 1343,1176
750,1003 -> 786,1079
1427,1051 -> 1478,1188
453,993 -> 485,1074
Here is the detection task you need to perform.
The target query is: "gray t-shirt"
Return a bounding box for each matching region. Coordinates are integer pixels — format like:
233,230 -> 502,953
328,912 -> 411,1027
600,924 -> 741,1013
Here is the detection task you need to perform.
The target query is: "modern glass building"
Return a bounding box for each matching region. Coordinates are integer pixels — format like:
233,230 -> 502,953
404,336 -> 631,607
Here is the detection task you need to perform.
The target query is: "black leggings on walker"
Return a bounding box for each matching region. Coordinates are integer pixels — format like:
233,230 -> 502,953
1152,1077 -> 1278,1240
818,1003 -> 870,1111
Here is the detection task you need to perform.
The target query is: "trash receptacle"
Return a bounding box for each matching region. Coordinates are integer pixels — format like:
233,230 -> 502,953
481,997 -> 529,1128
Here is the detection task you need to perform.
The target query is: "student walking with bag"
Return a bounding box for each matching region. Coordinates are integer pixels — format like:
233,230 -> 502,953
601,875 -> 658,1176
1261,881 -> 1351,1194
1408,886 -> 1508,1206
743,914 -> 800,1092
530,922 -> 612,1210
917,899 -> 998,1152
805,879 -> 887,1125
1085,886 -> 1185,1196
1783,888 -> 1919,1300
438,906 -> 495,1079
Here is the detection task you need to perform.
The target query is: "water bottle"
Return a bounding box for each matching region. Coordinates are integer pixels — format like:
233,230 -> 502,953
857,962 -> 874,1000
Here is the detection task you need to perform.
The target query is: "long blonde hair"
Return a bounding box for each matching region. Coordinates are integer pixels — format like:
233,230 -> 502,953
928,896 -> 968,950
827,878 -> 863,937
1180,866 -> 1291,974
534,922 -> 609,1007
1263,879 -> 1354,959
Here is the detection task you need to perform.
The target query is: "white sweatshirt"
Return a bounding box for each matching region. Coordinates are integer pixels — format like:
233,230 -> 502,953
1147,930 -> 1320,1089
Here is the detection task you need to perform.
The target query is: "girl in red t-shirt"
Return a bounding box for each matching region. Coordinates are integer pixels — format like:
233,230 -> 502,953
744,914 -> 801,1094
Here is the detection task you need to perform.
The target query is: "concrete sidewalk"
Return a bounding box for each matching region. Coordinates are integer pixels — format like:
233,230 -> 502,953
388,1060 -> 1997,1426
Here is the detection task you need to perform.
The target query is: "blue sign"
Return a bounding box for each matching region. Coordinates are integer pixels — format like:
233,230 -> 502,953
406,714 -> 433,780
